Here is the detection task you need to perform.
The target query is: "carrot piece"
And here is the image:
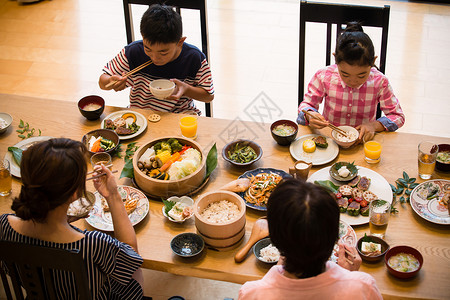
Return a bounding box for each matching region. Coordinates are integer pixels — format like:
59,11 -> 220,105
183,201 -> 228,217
160,152 -> 181,172
91,138 -> 102,152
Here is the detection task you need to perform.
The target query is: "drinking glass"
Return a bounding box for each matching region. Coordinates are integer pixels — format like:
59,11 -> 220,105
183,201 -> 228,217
418,141 -> 438,180
369,199 -> 390,238
179,116 -> 198,139
363,133 -> 384,164
0,160 -> 12,196
90,152 -> 112,169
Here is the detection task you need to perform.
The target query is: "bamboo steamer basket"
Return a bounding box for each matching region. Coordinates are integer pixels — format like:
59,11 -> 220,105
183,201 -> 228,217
194,191 -> 246,242
133,136 -> 207,198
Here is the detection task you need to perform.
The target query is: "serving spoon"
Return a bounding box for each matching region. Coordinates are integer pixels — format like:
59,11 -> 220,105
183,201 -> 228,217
234,217 -> 269,263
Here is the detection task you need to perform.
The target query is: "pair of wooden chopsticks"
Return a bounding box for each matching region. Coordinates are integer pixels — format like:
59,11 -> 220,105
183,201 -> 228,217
105,60 -> 153,88
344,247 -> 356,265
86,164 -> 116,181
302,110 -> 349,138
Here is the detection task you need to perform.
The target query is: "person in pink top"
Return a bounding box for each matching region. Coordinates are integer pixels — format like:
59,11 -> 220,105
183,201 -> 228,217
297,22 -> 405,142
239,179 -> 382,300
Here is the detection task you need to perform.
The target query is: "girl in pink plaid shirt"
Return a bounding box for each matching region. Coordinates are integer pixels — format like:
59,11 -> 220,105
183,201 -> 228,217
297,22 -> 405,142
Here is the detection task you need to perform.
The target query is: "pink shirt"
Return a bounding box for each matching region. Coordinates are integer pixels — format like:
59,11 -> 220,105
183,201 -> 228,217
239,263 -> 382,300
297,65 -> 405,131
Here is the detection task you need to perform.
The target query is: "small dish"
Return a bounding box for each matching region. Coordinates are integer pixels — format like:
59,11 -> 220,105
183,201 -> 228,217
253,237 -> 280,264
385,245 -> 423,279
81,129 -> 119,155
222,139 -> 263,167
270,120 -> 298,146
331,125 -> 359,148
67,191 -> 96,218
0,112 -> 13,135
162,196 -> 194,223
149,79 -> 175,100
356,235 -> 390,263
436,144 -> 450,172
78,95 -> 105,120
170,233 -> 204,258
329,161 -> 358,182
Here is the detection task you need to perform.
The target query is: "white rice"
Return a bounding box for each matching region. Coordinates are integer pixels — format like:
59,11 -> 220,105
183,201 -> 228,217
260,244 -> 280,262
200,200 -> 240,223
336,131 -> 357,142
0,117 -> 8,130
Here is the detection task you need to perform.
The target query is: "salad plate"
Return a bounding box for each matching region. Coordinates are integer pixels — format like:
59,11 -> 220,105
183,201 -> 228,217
4,136 -> 53,178
85,185 -> 149,231
101,110 -> 147,140
290,134 -> 339,166
410,179 -> 450,225
237,168 -> 292,211
330,220 -> 357,263
307,166 -> 393,226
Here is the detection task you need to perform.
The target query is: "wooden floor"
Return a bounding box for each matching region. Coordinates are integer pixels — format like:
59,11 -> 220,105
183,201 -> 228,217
0,0 -> 449,299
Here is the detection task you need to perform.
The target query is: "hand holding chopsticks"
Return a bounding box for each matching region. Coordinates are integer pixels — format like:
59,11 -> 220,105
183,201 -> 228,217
86,164 -> 117,181
105,60 -> 153,89
302,109 -> 349,138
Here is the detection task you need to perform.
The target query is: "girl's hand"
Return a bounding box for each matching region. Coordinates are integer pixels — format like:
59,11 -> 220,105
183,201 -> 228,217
109,72 -> 127,91
306,111 -> 329,129
92,164 -> 119,199
356,121 -> 384,143
337,243 -> 361,271
166,78 -> 188,100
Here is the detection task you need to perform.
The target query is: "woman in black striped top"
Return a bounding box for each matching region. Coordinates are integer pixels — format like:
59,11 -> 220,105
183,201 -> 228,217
0,138 -> 144,299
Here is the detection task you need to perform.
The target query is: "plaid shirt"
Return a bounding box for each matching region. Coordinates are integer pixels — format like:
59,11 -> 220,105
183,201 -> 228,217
297,65 -> 405,131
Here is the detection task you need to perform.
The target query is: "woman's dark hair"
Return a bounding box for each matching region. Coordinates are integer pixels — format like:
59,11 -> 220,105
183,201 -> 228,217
140,4 -> 182,45
335,21 -> 375,67
11,138 -> 88,222
267,179 -> 340,278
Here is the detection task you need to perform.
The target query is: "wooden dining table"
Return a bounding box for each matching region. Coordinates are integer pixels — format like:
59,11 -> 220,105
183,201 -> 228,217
1,94 -> 449,300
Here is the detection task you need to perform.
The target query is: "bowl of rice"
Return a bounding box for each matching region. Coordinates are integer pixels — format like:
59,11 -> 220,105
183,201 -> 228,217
194,190 -> 246,245
0,112 -> 13,135
331,125 -> 359,148
78,95 -> 105,120
253,237 -> 280,264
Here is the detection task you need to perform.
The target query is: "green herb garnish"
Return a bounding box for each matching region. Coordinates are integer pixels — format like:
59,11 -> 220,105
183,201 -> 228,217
120,142 -> 139,179
16,119 -> 42,139
163,200 -> 176,219
8,147 -> 23,165
314,180 -> 339,194
390,171 -> 418,213
205,143 -> 217,179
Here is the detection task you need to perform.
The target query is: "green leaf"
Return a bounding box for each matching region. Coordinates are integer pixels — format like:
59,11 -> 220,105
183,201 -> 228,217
163,200 -> 176,217
409,183 -> 419,189
396,186 -> 404,195
390,183 -> 397,193
8,147 -> 23,165
391,206 -> 399,214
205,143 -> 217,179
361,233 -> 373,243
314,180 -> 339,194
408,178 -> 416,184
405,189 -> 412,195
398,178 -> 408,187
19,119 -> 24,128
400,196 -> 406,203
16,129 -> 25,134
119,157 -> 134,179
38,129 -> 41,136
403,171 -> 409,181
18,134 -> 26,139
113,143 -> 123,158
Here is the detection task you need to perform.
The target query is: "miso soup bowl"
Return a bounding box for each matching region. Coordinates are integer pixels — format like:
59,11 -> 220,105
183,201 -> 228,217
270,120 -> 298,146
384,245 -> 423,279
78,95 -> 105,120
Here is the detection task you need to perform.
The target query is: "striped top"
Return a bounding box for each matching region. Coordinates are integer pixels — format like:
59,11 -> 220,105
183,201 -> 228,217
103,41 -> 214,115
297,65 -> 405,131
0,214 -> 143,300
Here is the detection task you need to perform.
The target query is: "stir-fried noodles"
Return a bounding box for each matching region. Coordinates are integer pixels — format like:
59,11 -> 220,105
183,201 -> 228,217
244,172 -> 283,206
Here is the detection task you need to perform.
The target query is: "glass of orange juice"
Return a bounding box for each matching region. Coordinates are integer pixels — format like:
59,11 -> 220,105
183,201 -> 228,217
363,134 -> 384,164
179,116 -> 198,139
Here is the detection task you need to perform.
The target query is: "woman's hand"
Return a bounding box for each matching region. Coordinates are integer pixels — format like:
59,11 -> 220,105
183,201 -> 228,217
305,111 -> 329,129
92,164 -> 119,200
337,243 -> 361,271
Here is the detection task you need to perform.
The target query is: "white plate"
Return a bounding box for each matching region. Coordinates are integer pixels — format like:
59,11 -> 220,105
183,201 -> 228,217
101,110 -> 147,140
290,134 -> 339,165
307,166 -> 393,226
85,185 -> 149,231
162,196 -> 194,223
410,179 -> 450,225
4,136 -> 53,178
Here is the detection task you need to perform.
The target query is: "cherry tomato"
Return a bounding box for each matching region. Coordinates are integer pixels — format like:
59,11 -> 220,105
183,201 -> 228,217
347,198 -> 353,203
360,200 -> 368,207
335,192 -> 342,199
354,197 -> 362,203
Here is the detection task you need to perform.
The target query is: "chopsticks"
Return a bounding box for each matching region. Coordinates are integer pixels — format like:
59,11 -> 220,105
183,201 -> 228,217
302,109 -> 349,138
86,170 -> 118,181
87,164 -> 113,175
344,247 -> 356,265
105,60 -> 153,88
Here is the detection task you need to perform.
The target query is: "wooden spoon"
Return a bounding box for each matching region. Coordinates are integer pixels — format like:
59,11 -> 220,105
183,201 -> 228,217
234,217 -> 269,263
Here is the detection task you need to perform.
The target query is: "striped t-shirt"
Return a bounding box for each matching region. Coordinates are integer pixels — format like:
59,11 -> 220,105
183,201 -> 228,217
103,41 -> 214,115
0,214 -> 143,300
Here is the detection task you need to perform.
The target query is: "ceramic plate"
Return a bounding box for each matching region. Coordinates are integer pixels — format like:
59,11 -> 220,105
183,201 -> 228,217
330,220 -> 357,263
237,168 -> 292,211
307,166 -> 393,226
4,136 -> 53,178
101,110 -> 147,140
410,179 -> 450,225
85,185 -> 149,231
290,134 -> 339,165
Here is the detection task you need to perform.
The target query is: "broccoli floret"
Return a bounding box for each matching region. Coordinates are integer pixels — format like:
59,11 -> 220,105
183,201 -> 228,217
167,138 -> 177,145
158,141 -> 171,154
169,139 -> 183,153
153,142 -> 162,152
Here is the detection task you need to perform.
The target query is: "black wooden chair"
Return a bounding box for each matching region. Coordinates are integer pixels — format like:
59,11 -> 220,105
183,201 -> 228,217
122,0 -> 213,117
0,241 -> 91,300
299,0 -> 390,118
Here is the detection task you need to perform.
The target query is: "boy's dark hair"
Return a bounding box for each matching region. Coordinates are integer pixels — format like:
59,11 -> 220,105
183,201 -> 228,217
267,179 -> 339,278
335,21 -> 375,67
140,4 -> 182,45
12,138 -> 88,223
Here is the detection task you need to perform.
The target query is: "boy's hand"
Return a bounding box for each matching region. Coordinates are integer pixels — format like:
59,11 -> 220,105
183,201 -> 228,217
306,111 -> 329,129
166,78 -> 187,100
337,243 -> 361,271
109,73 -> 127,91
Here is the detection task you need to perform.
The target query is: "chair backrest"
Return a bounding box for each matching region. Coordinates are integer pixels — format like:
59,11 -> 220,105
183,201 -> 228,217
122,0 -> 213,117
0,241 -> 91,300
299,0 -> 390,119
